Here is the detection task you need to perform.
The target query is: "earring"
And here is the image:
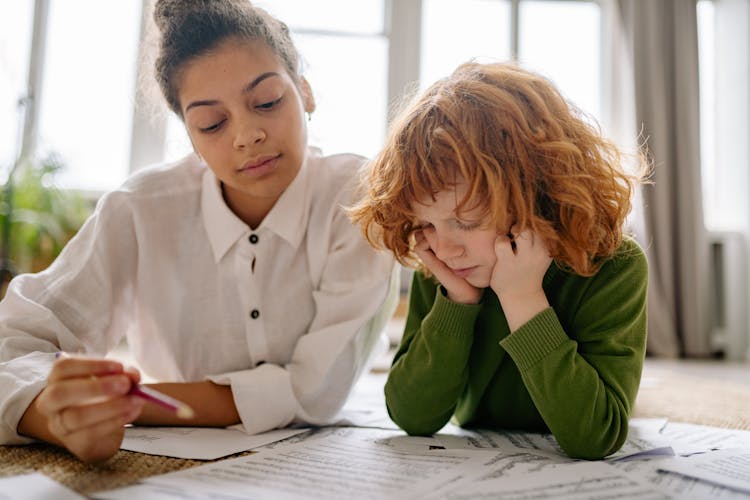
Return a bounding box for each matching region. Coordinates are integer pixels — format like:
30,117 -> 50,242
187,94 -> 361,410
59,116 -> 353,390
306,112 -> 312,122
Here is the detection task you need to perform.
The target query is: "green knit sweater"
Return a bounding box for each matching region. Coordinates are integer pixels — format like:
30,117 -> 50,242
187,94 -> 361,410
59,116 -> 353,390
385,237 -> 648,459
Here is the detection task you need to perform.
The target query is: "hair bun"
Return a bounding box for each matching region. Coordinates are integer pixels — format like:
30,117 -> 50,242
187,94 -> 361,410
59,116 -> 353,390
153,0 -> 181,33
153,0 -> 253,33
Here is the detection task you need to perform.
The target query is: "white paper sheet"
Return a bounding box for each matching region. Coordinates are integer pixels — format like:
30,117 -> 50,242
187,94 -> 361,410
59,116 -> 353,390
96,422 -> 750,500
434,461 -> 670,499
612,456 -> 750,499
0,473 -> 85,500
658,448 -> 750,494
120,425 -> 307,459
100,427 -> 494,500
657,422 -> 750,456
387,419 -> 675,462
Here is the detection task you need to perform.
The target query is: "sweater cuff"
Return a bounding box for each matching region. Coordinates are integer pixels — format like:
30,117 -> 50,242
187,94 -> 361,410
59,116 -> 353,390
499,307 -> 569,372
422,286 -> 483,340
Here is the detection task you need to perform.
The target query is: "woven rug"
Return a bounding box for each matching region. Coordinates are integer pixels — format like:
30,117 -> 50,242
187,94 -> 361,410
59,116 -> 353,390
633,368 -> 750,430
1,369 -> 749,496
0,442 -> 233,496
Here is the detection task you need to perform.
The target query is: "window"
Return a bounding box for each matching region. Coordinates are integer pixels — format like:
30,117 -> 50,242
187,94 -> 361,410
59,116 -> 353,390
697,0 -> 718,230
10,0 -> 605,192
420,0 -> 512,88
518,1 -> 601,121
0,2 -> 33,176
38,1 -> 141,191
420,0 -> 602,124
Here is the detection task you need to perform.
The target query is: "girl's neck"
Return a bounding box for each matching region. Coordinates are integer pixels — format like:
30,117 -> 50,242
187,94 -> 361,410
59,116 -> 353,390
221,183 -> 277,230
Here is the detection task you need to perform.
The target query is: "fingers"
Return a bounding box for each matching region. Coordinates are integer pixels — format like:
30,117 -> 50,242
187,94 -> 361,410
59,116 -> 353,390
49,356 -> 124,382
54,396 -> 144,438
63,407 -> 140,463
412,230 -> 431,254
496,226 -> 549,258
34,355 -> 144,462
412,231 -> 448,275
123,365 -> 142,385
37,373 -> 134,415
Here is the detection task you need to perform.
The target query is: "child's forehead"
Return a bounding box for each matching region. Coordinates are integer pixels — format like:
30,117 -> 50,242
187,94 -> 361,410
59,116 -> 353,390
411,187 -> 487,218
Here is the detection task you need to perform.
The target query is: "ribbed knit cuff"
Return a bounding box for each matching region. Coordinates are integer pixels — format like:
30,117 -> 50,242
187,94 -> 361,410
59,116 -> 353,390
499,307 -> 569,372
422,286 -> 482,340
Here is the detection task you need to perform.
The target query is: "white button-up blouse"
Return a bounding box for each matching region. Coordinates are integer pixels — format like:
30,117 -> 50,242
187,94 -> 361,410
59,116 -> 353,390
0,147 -> 396,444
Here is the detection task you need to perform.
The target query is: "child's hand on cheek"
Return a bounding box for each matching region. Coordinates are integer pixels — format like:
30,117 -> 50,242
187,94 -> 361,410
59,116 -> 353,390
490,227 -> 552,331
413,231 -> 483,305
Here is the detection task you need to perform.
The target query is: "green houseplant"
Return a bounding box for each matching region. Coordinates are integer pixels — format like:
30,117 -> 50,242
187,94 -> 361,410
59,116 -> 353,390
0,154 -> 92,296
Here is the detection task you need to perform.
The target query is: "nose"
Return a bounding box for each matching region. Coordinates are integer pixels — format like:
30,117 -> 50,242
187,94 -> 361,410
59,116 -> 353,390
429,230 -> 464,261
232,118 -> 265,149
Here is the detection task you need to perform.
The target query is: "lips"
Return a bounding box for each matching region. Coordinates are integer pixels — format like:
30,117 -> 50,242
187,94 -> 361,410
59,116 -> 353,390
241,154 -> 279,171
450,266 -> 477,278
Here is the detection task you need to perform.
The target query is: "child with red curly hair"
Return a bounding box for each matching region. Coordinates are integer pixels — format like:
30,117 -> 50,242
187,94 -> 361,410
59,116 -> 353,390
351,62 -> 648,460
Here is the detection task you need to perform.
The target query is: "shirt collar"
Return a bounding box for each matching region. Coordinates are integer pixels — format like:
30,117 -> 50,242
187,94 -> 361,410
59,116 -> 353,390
202,168 -> 248,262
258,149 -> 313,249
201,148 -> 316,262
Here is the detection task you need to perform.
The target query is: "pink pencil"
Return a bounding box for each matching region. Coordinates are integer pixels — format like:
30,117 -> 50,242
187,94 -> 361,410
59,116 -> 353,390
129,385 -> 195,419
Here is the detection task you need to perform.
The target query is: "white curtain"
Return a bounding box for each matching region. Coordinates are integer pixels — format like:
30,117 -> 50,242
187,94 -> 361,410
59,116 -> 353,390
613,0 -> 712,357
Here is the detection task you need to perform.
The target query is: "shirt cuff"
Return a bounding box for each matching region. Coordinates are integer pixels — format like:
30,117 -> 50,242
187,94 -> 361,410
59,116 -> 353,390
499,307 -> 570,372
206,363 -> 297,435
0,352 -> 55,445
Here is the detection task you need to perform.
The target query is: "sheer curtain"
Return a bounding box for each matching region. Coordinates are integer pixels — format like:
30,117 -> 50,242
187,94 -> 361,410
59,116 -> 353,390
612,0 -> 712,357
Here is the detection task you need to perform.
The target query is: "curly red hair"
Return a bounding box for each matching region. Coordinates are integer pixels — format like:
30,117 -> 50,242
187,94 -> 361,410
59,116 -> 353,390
350,62 -> 646,276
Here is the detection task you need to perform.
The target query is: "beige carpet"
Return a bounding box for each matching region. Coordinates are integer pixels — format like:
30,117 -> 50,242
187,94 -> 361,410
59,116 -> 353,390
633,370 -> 750,430
1,370 -> 749,496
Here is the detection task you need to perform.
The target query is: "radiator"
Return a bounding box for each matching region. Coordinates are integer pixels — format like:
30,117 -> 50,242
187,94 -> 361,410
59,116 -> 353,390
708,231 -> 749,361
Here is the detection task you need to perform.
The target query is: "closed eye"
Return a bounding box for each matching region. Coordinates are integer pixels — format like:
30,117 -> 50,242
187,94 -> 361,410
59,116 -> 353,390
456,220 -> 480,231
198,119 -> 226,133
256,97 -> 283,110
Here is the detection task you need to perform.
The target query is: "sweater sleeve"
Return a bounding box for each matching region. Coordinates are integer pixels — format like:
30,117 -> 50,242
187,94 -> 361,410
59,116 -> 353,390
499,240 -> 648,459
384,272 -> 482,435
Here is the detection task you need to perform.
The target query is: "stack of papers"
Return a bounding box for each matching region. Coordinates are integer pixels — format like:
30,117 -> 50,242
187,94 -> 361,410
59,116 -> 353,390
5,374 -> 749,499
88,419 -> 750,499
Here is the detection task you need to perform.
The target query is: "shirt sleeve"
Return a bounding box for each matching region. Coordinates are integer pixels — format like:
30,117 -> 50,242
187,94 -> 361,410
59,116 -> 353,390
384,273 -> 483,436
207,190 -> 397,435
0,192 -> 137,444
499,242 -> 648,459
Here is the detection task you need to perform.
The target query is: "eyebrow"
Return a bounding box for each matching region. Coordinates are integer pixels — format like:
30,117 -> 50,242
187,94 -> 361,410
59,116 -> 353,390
184,72 -> 281,113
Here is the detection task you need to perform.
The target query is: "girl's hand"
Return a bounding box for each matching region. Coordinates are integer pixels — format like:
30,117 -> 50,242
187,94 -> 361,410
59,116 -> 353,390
491,227 -> 552,331
413,230 -> 483,304
28,356 -> 145,463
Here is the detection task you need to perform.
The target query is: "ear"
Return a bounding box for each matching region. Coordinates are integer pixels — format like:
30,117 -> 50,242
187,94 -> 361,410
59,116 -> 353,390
299,76 -> 316,114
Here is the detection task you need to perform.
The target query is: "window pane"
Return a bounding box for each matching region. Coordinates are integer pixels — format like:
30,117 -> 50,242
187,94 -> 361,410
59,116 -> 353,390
38,0 -> 141,191
254,0 -> 384,34
421,0 -> 511,88
296,34 -> 388,158
519,1 -> 601,122
0,1 -> 33,174
697,0 -> 718,229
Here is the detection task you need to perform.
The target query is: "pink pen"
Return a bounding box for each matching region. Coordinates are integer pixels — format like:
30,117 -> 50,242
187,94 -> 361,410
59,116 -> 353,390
129,385 -> 195,419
